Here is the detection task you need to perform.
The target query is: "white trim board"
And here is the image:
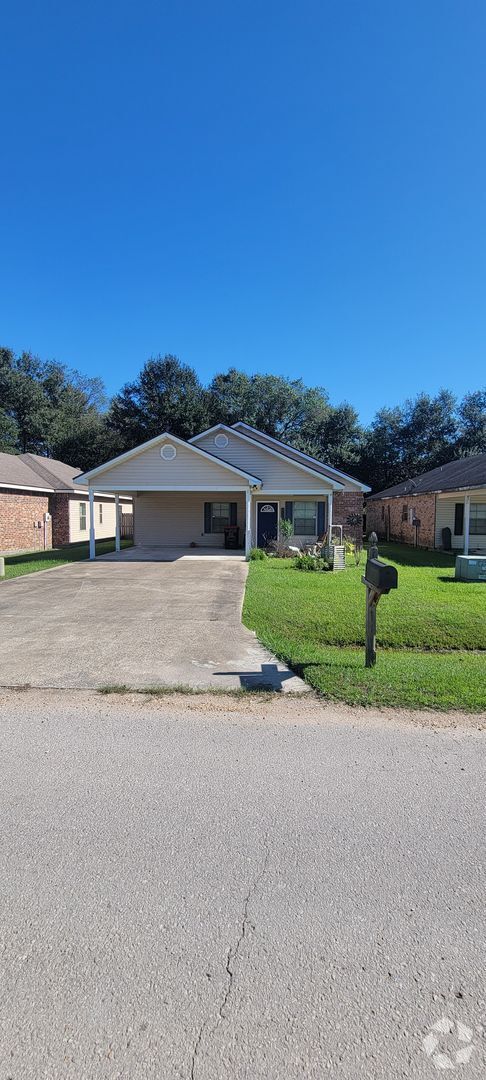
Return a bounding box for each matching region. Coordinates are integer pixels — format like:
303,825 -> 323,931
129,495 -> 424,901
84,484 -> 252,493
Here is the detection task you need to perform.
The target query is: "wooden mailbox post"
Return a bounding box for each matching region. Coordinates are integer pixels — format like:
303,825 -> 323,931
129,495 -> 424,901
362,533 -> 398,667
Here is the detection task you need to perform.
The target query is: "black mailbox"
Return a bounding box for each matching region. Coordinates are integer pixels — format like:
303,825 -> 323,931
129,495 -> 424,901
365,558 -> 398,594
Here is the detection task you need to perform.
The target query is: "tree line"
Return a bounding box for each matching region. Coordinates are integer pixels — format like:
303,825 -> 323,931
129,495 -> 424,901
1,346 -> 485,492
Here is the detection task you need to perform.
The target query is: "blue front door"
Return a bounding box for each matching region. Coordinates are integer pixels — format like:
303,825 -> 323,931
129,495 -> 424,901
257,502 -> 278,548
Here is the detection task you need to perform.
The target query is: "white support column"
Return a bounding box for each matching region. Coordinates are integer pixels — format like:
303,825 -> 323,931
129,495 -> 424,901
327,491 -> 333,543
115,493 -> 121,552
89,488 -> 95,560
245,488 -> 252,558
464,494 -> 471,555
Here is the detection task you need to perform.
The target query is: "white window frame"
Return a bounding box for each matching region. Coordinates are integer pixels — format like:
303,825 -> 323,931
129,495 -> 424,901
470,502 -> 486,536
293,500 -> 318,536
207,501 -> 232,534
99,503 -> 103,525
79,502 -> 87,531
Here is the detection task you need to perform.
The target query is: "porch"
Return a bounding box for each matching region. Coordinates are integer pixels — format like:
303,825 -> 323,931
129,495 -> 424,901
87,488 -> 334,560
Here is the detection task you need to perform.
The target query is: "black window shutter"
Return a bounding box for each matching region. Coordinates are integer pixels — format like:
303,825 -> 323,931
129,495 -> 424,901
285,501 -> 293,523
204,502 -> 212,533
230,502 -> 237,526
317,501 -> 325,535
454,502 -> 464,535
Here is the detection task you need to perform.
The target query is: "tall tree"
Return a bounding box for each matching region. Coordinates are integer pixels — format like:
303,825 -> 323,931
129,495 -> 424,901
456,389 -> 486,455
107,355 -> 209,451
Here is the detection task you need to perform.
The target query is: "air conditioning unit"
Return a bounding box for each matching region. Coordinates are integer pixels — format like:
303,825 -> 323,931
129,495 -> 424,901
455,555 -> 486,581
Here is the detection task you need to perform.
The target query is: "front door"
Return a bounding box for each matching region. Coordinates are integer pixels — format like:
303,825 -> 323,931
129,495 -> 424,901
257,502 -> 278,548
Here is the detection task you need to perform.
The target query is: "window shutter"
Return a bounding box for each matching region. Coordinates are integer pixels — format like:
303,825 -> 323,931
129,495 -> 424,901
204,502 -> 212,533
317,501 -> 325,535
230,502 -> 237,526
285,501 -> 293,523
454,502 -> 464,535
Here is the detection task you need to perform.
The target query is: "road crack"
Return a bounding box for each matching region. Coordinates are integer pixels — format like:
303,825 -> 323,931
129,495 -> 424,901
190,830 -> 270,1079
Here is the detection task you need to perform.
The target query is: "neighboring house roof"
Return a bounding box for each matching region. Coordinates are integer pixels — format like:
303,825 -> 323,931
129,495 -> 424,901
75,431 -> 263,487
0,452 -> 131,498
0,452 -> 54,491
190,423 -> 369,492
21,453 -> 84,492
368,454 -> 486,501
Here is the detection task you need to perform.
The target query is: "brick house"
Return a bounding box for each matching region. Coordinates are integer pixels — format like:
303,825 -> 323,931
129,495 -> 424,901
0,452 -> 132,554
366,454 -> 486,554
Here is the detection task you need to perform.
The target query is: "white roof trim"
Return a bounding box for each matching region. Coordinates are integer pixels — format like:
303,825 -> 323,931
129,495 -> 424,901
0,482 -> 53,493
190,424 -> 344,489
74,431 -> 262,487
232,422 -> 371,492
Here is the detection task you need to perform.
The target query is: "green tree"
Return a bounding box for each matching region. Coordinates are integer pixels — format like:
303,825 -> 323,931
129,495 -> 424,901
456,389 -> 486,455
107,355 -> 209,451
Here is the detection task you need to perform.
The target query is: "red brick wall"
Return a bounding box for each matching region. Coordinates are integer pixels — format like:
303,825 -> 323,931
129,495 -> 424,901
333,492 -> 364,532
366,493 -> 436,549
0,490 -> 52,553
50,493 -> 71,547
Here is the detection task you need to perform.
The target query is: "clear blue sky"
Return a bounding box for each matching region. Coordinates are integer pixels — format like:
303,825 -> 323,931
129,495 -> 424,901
1,0 -> 485,423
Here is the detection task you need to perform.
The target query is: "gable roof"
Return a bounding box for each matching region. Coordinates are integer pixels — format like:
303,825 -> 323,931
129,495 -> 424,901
0,452 -> 55,491
368,454 -> 486,500
21,453 -> 84,492
232,423 -> 370,491
191,422 -> 369,491
75,431 -> 263,486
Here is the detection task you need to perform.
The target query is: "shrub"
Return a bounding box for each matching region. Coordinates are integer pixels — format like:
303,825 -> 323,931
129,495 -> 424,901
249,547 -> 267,560
293,554 -> 332,572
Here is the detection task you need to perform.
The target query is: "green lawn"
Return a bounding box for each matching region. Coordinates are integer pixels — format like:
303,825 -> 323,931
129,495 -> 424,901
3,538 -> 133,579
243,544 -> 486,710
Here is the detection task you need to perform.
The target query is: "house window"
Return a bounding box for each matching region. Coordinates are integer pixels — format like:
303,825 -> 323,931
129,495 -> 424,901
454,503 -> 464,535
79,503 -> 87,531
210,502 -> 231,532
470,503 -> 486,535
293,501 -> 317,535
401,504 -> 408,522
381,505 -> 385,521
99,503 -> 103,524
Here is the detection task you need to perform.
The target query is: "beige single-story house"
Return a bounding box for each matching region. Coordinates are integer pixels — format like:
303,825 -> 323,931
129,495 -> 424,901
366,453 -> 486,553
0,451 -> 132,554
74,422 -> 369,558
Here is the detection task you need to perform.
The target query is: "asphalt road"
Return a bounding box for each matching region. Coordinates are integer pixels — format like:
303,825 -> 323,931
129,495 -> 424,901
1,690 -> 485,1079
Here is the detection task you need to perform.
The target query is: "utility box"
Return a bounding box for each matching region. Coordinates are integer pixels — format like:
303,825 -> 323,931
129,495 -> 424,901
455,555 -> 486,581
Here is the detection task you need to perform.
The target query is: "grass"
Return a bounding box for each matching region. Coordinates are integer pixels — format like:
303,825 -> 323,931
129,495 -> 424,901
97,683 -> 281,699
2,538 -> 133,579
243,543 -> 486,711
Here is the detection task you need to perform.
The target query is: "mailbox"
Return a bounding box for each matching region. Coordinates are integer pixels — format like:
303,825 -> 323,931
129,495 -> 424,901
364,558 -> 398,594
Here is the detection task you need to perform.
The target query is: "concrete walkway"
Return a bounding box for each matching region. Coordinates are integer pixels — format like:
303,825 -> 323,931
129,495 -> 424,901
0,554 -> 305,691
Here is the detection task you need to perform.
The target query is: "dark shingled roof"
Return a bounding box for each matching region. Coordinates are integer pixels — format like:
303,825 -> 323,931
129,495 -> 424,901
0,452 -> 88,492
368,454 -> 486,500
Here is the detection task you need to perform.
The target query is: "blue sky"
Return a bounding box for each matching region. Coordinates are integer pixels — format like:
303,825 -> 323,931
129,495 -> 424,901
1,0 -> 485,423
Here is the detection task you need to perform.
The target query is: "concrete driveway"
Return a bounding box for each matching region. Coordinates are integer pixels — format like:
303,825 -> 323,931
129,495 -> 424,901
0,552 -> 304,691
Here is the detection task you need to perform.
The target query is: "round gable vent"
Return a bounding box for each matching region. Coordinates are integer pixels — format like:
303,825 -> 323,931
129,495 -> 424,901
160,444 -> 176,460
215,433 -> 229,448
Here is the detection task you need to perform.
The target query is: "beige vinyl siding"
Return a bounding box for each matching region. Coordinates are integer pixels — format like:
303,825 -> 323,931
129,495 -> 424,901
69,496 -> 130,542
231,426 -> 361,490
135,492 -> 246,547
195,433 -> 333,492
436,491 -> 486,552
90,439 -> 250,489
